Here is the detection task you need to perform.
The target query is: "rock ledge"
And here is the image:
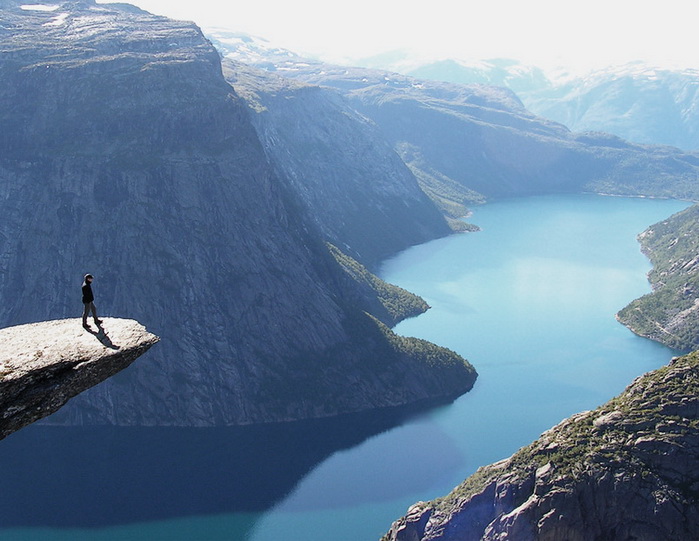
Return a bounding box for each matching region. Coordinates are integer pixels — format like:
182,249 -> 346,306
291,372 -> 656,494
0,318 -> 158,439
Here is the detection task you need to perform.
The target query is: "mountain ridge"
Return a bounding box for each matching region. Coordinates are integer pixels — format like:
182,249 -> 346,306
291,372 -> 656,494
207,31 -> 699,209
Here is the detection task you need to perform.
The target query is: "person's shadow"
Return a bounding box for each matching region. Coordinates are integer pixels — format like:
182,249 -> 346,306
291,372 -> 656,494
84,323 -> 120,350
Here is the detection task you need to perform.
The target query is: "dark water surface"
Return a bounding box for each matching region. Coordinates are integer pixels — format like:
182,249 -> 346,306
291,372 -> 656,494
0,194 -> 690,540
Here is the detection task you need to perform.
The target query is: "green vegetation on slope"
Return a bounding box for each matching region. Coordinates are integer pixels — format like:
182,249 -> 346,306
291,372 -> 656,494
327,243 -> 430,325
257,309 -> 477,420
618,204 -> 699,351
440,350 -> 699,508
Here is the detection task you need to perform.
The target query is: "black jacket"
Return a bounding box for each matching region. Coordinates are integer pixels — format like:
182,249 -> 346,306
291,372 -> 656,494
82,281 -> 94,304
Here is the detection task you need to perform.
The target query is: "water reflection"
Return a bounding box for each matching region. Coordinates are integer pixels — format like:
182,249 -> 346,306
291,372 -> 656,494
0,398 -> 453,531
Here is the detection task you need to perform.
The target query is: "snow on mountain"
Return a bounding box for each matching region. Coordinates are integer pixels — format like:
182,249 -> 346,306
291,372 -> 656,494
521,62 -> 699,150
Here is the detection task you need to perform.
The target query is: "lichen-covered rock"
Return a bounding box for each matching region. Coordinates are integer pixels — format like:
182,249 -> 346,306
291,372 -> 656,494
384,352 -> 699,541
0,318 -> 158,439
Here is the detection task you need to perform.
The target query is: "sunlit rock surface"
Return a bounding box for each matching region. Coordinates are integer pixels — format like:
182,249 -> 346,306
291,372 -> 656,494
0,318 -> 158,439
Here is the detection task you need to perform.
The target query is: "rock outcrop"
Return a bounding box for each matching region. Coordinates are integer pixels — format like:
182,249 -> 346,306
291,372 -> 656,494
384,351 -> 699,541
0,318 -> 158,439
0,0 -> 475,426
618,204 -> 699,351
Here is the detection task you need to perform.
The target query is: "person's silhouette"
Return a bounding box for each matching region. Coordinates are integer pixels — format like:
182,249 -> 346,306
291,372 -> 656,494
81,273 -> 102,329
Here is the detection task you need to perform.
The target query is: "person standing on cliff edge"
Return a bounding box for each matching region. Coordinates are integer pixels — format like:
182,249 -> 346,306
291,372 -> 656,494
81,273 -> 102,329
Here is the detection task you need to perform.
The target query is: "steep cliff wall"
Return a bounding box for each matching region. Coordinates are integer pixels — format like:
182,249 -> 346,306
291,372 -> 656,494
224,61 -> 453,269
618,204 -> 699,350
385,352 -> 699,541
0,0 -> 476,426
0,318 -> 158,439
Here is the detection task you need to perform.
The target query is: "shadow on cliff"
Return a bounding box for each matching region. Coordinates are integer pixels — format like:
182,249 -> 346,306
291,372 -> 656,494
83,324 -> 120,350
0,399 -> 452,534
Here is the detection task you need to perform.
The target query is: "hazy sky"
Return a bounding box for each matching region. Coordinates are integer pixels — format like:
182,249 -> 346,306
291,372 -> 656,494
123,0 -> 697,73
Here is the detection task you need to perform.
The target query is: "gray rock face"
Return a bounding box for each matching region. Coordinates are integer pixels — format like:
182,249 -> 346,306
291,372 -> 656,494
224,61 -> 452,268
0,318 -> 158,439
384,352 -> 699,541
0,1 -> 475,426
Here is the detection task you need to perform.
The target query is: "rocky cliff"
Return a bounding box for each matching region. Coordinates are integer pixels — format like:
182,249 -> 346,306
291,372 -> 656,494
0,0 -> 475,425
384,351 -> 699,541
223,61 -> 453,268
0,318 -> 158,439
618,204 -> 699,351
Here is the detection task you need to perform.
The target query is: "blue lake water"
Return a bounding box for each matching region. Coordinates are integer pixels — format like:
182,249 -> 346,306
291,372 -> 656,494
0,194 -> 691,540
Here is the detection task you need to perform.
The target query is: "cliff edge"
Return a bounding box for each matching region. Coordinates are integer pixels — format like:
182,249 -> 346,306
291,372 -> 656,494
385,351 -> 699,541
0,318 -> 158,440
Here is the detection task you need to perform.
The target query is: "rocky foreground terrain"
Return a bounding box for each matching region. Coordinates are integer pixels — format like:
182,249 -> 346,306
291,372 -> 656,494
384,351 -> 699,540
0,318 -> 157,439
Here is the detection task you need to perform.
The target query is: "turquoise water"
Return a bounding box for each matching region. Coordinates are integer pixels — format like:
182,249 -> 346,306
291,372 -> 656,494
0,194 -> 690,540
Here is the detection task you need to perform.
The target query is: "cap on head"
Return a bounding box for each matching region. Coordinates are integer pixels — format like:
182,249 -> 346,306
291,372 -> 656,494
84,273 -> 93,280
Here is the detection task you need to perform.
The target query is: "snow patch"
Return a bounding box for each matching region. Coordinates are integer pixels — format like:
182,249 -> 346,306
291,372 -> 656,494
43,12 -> 68,26
20,4 -> 60,11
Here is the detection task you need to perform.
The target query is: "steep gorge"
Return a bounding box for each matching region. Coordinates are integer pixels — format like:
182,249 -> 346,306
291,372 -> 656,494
0,0 -> 475,426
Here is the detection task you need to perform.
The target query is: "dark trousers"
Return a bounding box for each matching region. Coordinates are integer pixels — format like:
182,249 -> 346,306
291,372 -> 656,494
82,301 -> 98,323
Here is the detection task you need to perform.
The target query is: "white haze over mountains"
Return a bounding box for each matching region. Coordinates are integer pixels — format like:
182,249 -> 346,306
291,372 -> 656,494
99,0 -> 699,151
114,0 -> 697,77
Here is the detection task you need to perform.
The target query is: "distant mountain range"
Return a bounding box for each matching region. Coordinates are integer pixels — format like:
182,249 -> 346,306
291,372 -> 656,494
208,29 -> 699,207
346,50 -> 699,152
212,37 -> 699,152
